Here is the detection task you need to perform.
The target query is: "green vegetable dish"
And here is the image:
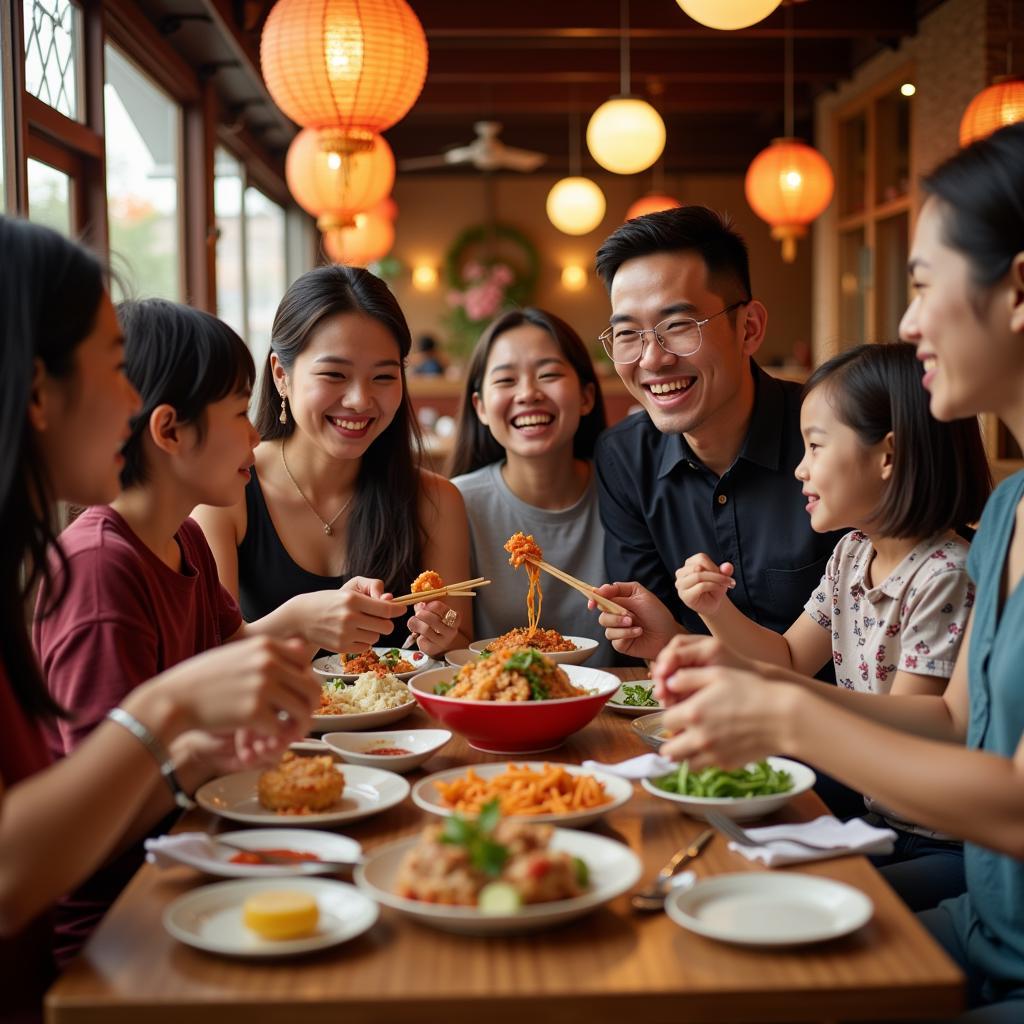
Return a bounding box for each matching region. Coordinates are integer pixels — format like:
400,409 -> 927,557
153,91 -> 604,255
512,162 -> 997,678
618,683 -> 658,707
651,760 -> 793,799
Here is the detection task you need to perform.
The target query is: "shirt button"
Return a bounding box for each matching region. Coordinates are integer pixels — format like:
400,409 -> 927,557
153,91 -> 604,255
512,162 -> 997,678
717,494 -> 728,505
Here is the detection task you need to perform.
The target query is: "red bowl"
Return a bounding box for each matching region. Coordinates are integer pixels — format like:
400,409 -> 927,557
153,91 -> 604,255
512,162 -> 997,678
408,666 -> 620,754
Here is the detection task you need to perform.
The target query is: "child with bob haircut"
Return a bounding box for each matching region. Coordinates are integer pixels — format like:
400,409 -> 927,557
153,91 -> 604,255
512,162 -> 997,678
675,341 -> 991,907
449,308 -> 611,664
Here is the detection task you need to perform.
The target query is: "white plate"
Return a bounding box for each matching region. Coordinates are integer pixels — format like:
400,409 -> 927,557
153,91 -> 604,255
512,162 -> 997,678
312,647 -> 437,681
411,761 -> 632,828
444,648 -> 476,668
641,756 -> 817,821
665,872 -> 873,946
164,877 -> 378,957
321,729 -> 452,773
152,829 -> 363,879
195,764 -> 410,827
310,696 -> 417,733
606,680 -> 661,717
356,828 -> 641,935
468,636 -> 598,665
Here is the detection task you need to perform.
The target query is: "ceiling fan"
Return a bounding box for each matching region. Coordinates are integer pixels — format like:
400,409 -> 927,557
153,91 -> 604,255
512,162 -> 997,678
398,121 -> 546,173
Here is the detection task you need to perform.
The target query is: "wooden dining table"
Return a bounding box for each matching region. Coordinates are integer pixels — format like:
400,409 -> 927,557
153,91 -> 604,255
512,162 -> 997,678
46,668 -> 964,1024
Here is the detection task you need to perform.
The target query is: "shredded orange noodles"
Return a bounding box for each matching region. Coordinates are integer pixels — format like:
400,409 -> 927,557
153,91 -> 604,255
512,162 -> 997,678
504,532 -> 543,637
433,763 -> 611,816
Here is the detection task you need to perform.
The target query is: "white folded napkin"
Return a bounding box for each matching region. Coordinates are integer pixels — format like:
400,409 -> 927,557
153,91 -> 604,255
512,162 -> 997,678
726,815 -> 896,867
145,832 -> 224,870
582,753 -> 675,779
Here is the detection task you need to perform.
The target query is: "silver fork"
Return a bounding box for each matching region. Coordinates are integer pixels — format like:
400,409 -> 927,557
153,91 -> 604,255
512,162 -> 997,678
705,810 -> 839,852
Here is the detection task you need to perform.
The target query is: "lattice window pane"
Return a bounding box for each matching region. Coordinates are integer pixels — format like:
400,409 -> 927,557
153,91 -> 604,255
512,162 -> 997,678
23,0 -> 82,121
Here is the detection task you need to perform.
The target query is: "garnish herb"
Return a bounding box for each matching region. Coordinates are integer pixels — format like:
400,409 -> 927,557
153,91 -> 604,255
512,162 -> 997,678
620,684 -> 657,707
440,798 -> 509,877
502,648 -> 550,700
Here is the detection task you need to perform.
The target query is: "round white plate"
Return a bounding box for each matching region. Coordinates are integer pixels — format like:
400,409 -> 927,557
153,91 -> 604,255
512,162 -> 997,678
321,729 -> 452,773
164,876 -> 378,957
312,648 -> 436,681
444,648 -> 476,668
195,764 -> 410,827
641,757 -> 816,821
411,761 -> 632,828
154,829 -> 363,879
606,680 -> 661,717
665,872 -> 873,946
467,636 -> 598,665
356,828 -> 641,935
311,696 -> 417,733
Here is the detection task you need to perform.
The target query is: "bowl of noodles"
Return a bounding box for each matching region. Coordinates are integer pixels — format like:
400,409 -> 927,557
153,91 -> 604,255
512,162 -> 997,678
468,631 -> 598,665
408,648 -> 619,754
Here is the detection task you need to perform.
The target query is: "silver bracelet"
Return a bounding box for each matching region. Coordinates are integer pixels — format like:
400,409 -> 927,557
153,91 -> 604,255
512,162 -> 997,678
106,707 -> 196,811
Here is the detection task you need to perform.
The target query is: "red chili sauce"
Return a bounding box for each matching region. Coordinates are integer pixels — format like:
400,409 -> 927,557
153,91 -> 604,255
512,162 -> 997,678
228,848 -> 321,864
363,746 -> 412,756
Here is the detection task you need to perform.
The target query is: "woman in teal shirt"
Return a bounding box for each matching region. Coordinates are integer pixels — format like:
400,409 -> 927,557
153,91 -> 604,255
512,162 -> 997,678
651,122 -> 1024,1021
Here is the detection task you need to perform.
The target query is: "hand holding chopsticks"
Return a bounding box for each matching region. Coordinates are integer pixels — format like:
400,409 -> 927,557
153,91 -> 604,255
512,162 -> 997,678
391,576 -> 491,606
525,557 -> 629,616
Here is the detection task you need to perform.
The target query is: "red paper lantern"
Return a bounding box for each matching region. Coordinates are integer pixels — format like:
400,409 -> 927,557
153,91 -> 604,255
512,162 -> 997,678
323,210 -> 395,266
285,129 -> 394,231
959,77 -> 1024,147
744,138 -> 834,263
261,0 -> 427,155
625,194 -> 681,221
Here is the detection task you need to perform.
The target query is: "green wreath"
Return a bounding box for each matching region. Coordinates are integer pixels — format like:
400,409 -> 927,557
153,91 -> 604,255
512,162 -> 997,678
443,223 -> 540,356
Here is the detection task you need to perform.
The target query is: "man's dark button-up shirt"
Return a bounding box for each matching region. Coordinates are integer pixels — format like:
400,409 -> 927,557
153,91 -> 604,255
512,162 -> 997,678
595,362 -> 846,637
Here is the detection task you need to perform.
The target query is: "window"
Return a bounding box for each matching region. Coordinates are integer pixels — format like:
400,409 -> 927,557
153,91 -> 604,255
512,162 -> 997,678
27,157 -> 71,234
214,147 -> 246,339
833,74 -> 914,346
104,43 -> 182,300
22,0 -> 83,121
244,186 -> 286,372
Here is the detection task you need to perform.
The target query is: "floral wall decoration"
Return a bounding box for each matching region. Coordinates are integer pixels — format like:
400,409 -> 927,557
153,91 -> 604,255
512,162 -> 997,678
443,223 -> 539,355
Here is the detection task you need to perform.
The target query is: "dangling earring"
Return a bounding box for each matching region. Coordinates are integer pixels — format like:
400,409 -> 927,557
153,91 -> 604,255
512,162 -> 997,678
279,393 -> 288,425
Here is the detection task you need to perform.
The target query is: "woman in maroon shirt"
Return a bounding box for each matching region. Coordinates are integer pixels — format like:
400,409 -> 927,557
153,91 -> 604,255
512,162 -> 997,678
0,217 -> 321,1021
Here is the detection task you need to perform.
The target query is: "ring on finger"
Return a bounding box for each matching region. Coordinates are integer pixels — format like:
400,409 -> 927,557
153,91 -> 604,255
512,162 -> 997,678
276,709 -> 292,725
443,609 -> 458,629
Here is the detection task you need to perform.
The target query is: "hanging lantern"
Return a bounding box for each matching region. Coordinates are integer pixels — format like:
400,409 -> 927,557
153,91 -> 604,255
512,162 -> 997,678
546,177 -> 607,236
285,129 -> 394,231
676,0 -> 782,31
959,77 -> 1024,146
626,194 -> 681,220
261,0 -> 428,156
587,97 -> 666,175
323,209 -> 395,266
744,137 -> 834,263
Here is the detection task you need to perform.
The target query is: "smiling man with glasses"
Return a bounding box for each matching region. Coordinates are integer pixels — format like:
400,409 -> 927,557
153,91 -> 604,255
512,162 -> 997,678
590,205 -> 845,668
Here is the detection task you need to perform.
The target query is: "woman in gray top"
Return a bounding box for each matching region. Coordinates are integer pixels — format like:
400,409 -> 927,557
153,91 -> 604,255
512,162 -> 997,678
450,308 -> 614,665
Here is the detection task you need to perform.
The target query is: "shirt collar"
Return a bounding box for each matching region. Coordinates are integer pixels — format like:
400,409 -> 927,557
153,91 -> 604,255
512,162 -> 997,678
656,362 -> 786,479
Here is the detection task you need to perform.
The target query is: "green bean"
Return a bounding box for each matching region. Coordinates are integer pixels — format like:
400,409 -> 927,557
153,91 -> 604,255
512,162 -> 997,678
652,760 -> 792,799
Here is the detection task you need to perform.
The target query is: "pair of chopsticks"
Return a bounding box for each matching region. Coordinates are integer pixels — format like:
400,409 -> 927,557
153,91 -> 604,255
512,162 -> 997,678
525,557 -> 629,616
391,576 -> 491,606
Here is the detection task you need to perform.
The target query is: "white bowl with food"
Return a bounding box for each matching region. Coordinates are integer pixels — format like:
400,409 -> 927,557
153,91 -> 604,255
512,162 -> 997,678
355,822 -> 641,935
312,672 -> 417,732
606,680 -> 661,716
321,729 -> 452,773
468,634 -> 597,666
411,761 -> 632,828
641,757 -> 816,821
312,647 -> 435,681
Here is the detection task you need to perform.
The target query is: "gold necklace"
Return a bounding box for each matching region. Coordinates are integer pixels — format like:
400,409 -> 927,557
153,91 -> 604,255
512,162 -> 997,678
280,442 -> 353,536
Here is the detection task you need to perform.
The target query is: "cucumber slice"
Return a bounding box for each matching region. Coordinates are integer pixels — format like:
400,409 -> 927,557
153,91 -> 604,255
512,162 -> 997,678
477,881 -> 522,915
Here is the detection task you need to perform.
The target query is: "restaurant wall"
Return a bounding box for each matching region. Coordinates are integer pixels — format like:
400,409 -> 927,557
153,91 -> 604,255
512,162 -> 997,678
388,171 -> 812,371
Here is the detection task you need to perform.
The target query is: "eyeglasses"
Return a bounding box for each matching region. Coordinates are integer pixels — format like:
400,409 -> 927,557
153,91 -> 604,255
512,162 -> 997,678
598,301 -> 746,364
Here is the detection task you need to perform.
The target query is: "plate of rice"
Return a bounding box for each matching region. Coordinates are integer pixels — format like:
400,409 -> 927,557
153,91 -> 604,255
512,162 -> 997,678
311,672 -> 417,732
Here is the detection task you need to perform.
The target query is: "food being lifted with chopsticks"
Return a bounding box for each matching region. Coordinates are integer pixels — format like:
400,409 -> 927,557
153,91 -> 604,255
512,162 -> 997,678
410,570 -> 444,594
391,573 -> 491,606
504,531 -> 628,619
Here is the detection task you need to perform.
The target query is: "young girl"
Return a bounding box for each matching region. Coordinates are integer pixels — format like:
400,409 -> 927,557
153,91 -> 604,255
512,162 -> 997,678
0,219 -> 318,1021
194,265 -> 471,657
654,123 -> 1024,1020
675,341 -> 991,905
448,308 -> 611,664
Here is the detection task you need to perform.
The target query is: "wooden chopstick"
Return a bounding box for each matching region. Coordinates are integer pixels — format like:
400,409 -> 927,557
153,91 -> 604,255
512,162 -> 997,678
526,557 -> 629,616
391,577 -> 490,605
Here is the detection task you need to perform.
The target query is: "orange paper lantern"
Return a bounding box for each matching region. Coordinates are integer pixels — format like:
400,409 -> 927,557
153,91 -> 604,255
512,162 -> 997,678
323,210 -> 395,266
625,194 -> 681,220
744,138 -> 834,263
285,129 -> 394,231
959,77 -> 1024,146
261,0 -> 428,154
